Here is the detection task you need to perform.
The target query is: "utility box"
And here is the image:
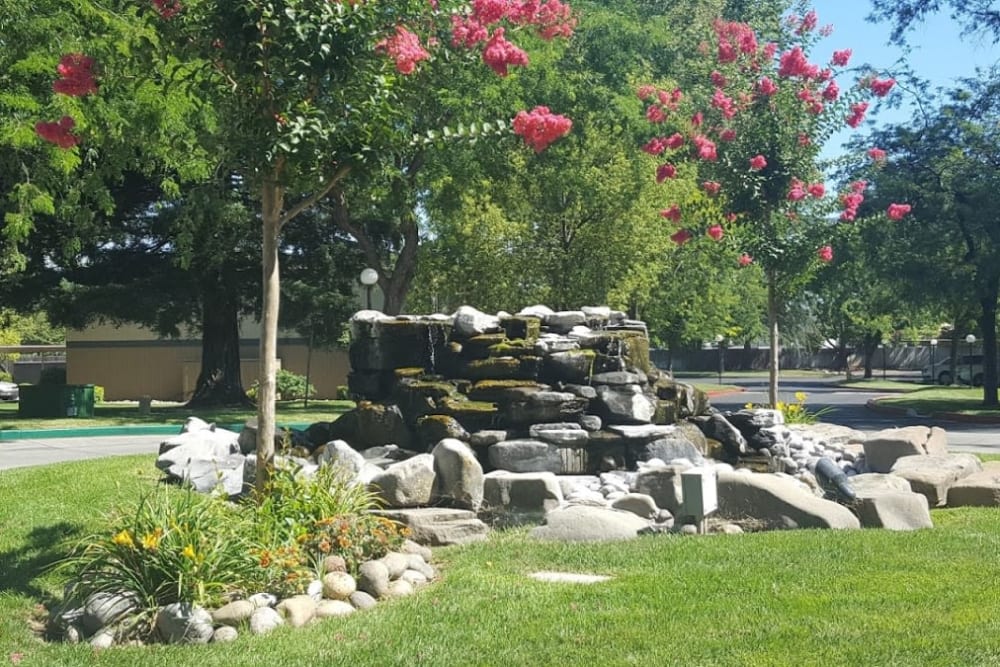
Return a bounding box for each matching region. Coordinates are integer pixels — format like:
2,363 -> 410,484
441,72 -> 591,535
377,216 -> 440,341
18,384 -> 96,418
681,467 -> 718,521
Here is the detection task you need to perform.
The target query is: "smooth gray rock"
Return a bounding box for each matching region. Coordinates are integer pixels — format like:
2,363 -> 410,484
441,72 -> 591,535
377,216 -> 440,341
158,425 -> 239,457
611,493 -> 659,519
529,423 -> 589,446
853,489 -> 933,530
369,453 -> 436,508
469,430 -> 510,447
81,591 -> 141,635
947,462 -> 1000,507
248,607 -> 284,635
864,426 -> 949,473
546,310 -> 587,333
156,603 -> 214,644
211,625 -> 239,643
431,438 -> 484,511
643,435 -> 704,465
358,560 -> 391,599
315,600 -> 355,618
482,471 -> 564,523
380,552 -> 411,579
453,305 -> 501,337
321,572 -> 357,600
212,599 -> 256,627
487,439 -> 561,473
890,453 -> 983,506
530,505 -> 650,542
349,591 -> 378,611
634,466 -> 687,515
376,508 -> 489,546
595,384 -> 656,425
716,470 -> 861,530
276,595 -> 317,628
314,439 -> 366,475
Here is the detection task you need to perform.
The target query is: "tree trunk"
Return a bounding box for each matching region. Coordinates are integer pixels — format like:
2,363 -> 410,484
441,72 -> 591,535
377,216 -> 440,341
255,176 -> 284,497
185,281 -> 252,408
979,281 -> 999,407
767,269 -> 780,407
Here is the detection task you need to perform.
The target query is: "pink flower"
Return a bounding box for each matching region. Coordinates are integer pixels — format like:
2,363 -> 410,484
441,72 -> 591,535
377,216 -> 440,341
482,28 -> 529,76
691,111 -> 704,127
851,179 -> 868,193
798,133 -> 811,146
870,77 -> 896,97
707,224 -> 724,241
831,49 -> 852,66
711,70 -> 727,87
375,25 -> 431,75
646,105 -> 666,123
757,76 -> 778,96
656,163 -> 677,182
660,205 -> 682,222
52,53 -> 97,96
762,42 -> 778,60
738,253 -> 753,267
671,229 -> 693,245
817,245 -> 834,263
821,80 -> 839,101
713,19 -> 758,63
451,15 -> 489,47
642,137 -> 669,155
778,46 -> 819,79
846,101 -> 868,128
720,128 -> 737,142
512,106 -> 572,153
35,116 -> 79,148
637,85 -> 656,100
152,0 -> 181,19
703,181 -> 721,196
787,178 -> 806,201
725,212 -> 738,223
808,182 -> 825,198
665,133 -> 685,150
796,10 -> 818,34
887,203 -> 912,220
749,154 -> 767,171
868,147 -> 887,162
472,0 -> 509,24
693,135 -> 717,161
711,88 -> 737,119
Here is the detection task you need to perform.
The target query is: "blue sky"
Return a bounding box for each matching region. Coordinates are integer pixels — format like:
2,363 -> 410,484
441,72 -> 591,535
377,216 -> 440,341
808,0 -> 998,158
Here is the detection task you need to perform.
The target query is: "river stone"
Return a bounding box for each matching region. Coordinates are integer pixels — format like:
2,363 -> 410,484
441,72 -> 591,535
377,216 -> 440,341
315,600 -> 355,618
384,579 -> 415,599
276,595 -> 317,628
947,461 -> 1000,507
530,505 -> 650,542
369,454 -> 436,508
156,603 -> 214,644
610,493 -> 659,519
890,453 -> 983,506
716,470 -> 861,530
863,426 -> 949,473
380,552 -> 411,579
212,626 -> 239,643
482,471 -> 564,523
212,599 -> 256,627
322,572 -> 357,601
407,553 -> 436,580
89,627 -> 116,649
349,591 -> 378,611
431,438 -> 484,511
400,569 -> 429,586
400,538 -> 433,562
358,560 -> 391,599
634,465 -> 687,514
248,592 -> 278,609
249,606 -> 284,635
314,439 -> 365,475
81,591 -> 141,635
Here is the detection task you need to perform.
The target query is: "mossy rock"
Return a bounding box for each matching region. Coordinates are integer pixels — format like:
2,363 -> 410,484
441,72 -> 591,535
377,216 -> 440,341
415,414 -> 470,449
436,396 -> 501,431
500,316 -> 540,341
399,380 -> 457,400
578,331 -> 651,374
487,339 -> 535,358
540,349 -> 596,384
350,320 -> 451,372
461,333 -> 510,360
461,356 -> 534,381
394,367 -> 425,379
467,379 -> 545,403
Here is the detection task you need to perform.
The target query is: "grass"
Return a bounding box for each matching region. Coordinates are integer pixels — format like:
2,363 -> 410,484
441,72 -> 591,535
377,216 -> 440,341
674,369 -> 834,379
0,400 -> 353,431
836,378 -> 926,392
2,455 -> 1000,666
873,386 -> 1000,417
691,382 -> 744,395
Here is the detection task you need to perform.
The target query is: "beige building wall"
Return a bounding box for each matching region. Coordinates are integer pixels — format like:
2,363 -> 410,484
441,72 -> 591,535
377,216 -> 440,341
66,323 -> 349,401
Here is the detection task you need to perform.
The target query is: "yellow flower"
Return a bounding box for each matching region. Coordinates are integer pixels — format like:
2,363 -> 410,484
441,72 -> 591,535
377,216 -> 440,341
141,528 -> 163,551
182,544 -> 198,561
744,402 -> 754,410
112,529 -> 135,549
794,391 -> 808,403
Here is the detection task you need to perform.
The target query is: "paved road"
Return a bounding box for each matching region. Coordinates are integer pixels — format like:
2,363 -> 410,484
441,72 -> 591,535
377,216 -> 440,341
710,375 -> 1000,454
2,376 -> 998,471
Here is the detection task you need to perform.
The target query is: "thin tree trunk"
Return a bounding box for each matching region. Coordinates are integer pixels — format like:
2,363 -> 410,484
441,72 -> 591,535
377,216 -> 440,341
767,269 -> 779,407
256,176 -> 284,497
186,280 -> 252,408
980,282 -> 999,407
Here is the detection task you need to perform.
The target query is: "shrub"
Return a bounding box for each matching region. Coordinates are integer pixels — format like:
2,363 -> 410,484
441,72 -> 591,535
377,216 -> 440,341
93,385 -> 105,403
0,370 -> 12,382
745,392 -> 834,425
336,385 -> 350,400
247,369 -> 317,401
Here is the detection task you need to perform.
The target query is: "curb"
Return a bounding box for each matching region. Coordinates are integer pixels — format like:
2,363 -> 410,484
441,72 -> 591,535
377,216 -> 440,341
0,423 -> 314,441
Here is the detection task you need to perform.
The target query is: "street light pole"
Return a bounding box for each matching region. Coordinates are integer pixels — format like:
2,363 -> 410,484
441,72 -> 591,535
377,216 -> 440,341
715,334 -> 725,384
360,268 -> 379,311
880,342 -> 886,380
930,338 -> 937,385
965,333 -> 976,385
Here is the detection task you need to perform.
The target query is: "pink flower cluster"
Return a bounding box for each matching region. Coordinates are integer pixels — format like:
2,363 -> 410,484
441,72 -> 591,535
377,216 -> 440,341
152,0 -> 182,19
35,116 -> 79,148
748,154 -> 767,171
846,101 -> 868,128
817,245 -> 833,263
713,19 -> 758,63
778,46 -> 821,79
512,105 -> 572,152
870,77 -> 896,97
787,178 -> 824,201
887,203 -> 911,220
482,28 -> 527,75
656,163 -> 677,182
868,147 -> 887,162
52,54 -> 97,97
839,180 -> 867,221
831,49 -> 852,67
660,204 -> 682,222
375,26 -> 431,74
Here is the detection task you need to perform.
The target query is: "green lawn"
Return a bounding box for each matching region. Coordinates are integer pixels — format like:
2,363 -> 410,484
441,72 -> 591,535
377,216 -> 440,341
836,378 -> 926,392
2,455 -> 999,666
0,400 -> 353,431
873,387 -> 1000,418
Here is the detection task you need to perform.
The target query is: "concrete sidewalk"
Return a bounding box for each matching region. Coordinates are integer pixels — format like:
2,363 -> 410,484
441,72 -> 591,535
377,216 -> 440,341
0,434 -> 164,471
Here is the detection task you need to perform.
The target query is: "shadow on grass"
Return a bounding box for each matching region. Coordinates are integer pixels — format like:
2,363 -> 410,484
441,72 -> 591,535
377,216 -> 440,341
0,521 -> 84,599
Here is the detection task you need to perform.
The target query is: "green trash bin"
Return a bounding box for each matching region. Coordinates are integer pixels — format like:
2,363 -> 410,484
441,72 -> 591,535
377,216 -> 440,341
18,384 -> 96,418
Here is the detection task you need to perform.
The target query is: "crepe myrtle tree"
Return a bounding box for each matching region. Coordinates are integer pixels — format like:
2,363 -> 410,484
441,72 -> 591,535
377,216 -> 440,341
35,0 -> 574,495
635,7 -> 911,405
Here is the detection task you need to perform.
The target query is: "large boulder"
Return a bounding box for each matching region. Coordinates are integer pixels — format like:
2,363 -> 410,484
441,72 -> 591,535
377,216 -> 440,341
453,305 -> 501,338
850,473 -> 933,530
155,428 -> 245,496
716,470 -> 860,530
487,439 -> 561,473
593,384 -> 656,425
863,426 -> 948,473
947,461 -> 1000,507
634,464 -> 690,514
889,454 -> 982,507
695,414 -> 747,459
481,471 -> 564,524
369,454 -> 436,508
376,508 -> 489,546
431,438 -> 484,511
529,505 -> 650,542
503,391 -> 589,425
313,439 -> 365,476
327,403 -> 414,451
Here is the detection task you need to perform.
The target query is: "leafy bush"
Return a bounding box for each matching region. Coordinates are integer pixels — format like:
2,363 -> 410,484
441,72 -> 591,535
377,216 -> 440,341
746,392 -> 834,425
247,369 -> 317,401
38,366 -> 66,384
93,385 -> 104,403
0,370 -> 11,382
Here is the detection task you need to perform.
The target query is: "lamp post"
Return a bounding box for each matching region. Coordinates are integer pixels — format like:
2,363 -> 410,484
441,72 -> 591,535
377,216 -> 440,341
715,334 -> 725,385
965,333 -> 976,385
879,342 -> 886,380
930,338 -> 937,385
360,268 -> 379,311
